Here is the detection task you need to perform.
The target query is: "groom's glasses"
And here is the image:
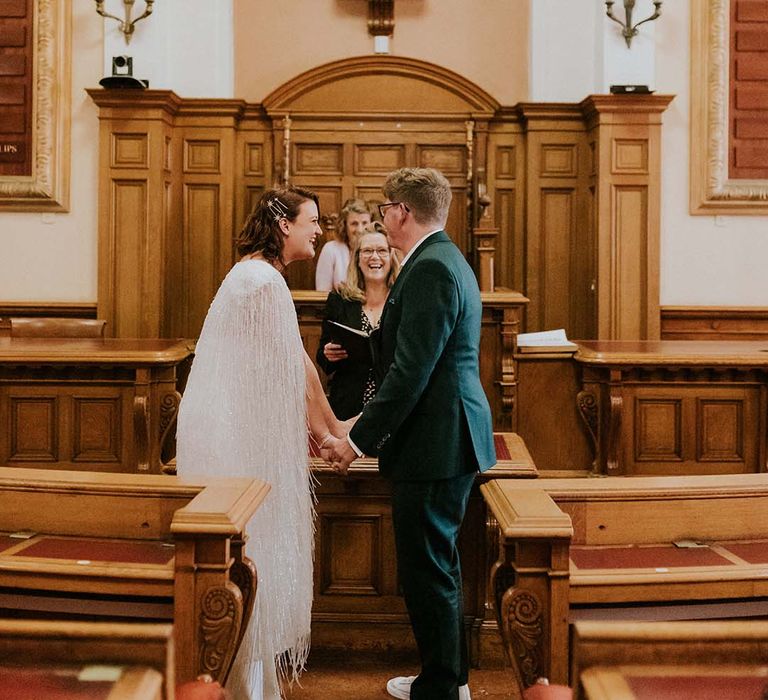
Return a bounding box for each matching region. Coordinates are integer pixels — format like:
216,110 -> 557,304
378,201 -> 409,218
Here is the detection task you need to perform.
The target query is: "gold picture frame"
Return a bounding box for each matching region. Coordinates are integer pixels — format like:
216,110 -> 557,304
0,0 -> 71,211
690,0 -> 768,215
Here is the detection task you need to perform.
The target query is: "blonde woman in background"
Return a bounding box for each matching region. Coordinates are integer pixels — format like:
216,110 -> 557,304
314,197 -> 372,291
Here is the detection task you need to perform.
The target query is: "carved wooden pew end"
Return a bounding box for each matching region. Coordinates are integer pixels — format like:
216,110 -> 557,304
482,474 -> 768,687
0,468 -> 267,685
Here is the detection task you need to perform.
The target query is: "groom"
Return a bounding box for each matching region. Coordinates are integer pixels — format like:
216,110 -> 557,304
328,167 -> 495,700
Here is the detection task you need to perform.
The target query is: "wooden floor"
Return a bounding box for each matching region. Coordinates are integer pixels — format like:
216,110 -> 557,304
284,650 -> 521,700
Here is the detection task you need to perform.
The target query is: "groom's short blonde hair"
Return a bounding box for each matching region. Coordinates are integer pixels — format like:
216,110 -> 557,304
383,167 -> 452,227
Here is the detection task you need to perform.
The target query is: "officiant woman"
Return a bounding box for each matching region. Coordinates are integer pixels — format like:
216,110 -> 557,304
316,221 -> 400,419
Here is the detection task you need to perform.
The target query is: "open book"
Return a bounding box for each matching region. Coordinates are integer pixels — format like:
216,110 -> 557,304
516,328 -> 578,353
323,320 -> 379,364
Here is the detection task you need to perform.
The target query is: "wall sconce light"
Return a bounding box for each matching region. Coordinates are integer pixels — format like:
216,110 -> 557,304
95,0 -> 154,45
605,0 -> 662,48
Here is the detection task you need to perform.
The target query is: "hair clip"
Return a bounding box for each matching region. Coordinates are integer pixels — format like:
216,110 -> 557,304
266,197 -> 289,222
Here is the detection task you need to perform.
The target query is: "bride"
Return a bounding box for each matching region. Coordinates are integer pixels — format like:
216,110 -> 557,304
176,187 -> 346,699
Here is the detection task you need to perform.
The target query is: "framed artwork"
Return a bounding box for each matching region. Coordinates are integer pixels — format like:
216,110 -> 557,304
0,0 -> 70,211
690,0 -> 768,215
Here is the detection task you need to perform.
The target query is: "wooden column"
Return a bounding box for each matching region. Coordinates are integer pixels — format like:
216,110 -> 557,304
87,90 -> 248,339
581,95 -> 674,340
518,104 -> 591,337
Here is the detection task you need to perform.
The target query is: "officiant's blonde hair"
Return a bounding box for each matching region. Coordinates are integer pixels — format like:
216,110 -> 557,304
339,222 -> 400,302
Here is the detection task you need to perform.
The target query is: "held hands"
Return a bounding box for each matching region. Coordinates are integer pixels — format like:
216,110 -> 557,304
327,436 -> 358,476
318,432 -> 358,476
323,342 -> 348,362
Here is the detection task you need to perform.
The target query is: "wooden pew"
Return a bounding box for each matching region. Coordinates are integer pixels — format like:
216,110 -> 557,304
481,474 -> 768,687
571,620 -> 768,700
0,620 -> 173,699
0,467 -> 268,685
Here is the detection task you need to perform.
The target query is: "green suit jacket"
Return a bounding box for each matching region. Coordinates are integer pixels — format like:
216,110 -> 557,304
349,231 -> 495,480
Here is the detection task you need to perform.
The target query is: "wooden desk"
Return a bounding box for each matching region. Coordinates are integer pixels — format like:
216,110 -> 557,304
295,289 -> 529,431
308,432 -> 538,667
0,337 -> 194,474
481,474 -> 768,687
574,340 -> 768,475
0,467 -> 268,684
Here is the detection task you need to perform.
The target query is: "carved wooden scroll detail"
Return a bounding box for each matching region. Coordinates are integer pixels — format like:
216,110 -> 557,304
199,583 -> 243,681
577,388 -> 599,472
499,588 -> 544,688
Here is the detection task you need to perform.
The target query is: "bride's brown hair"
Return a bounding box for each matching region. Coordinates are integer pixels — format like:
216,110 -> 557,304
236,186 -> 319,264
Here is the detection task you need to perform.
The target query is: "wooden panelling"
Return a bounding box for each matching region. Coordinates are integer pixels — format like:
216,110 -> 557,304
89,75 -> 670,343
112,180 -> 148,338
540,143 -> 578,177
8,395 -> 57,461
294,143 -> 343,175
184,183 -> 220,336
514,354 -> 593,472
111,133 -> 148,169
71,395 -> 122,463
319,512 -> 384,596
520,108 -> 589,336
634,397 -> 682,462
244,142 -> 264,175
354,144 -> 405,175
183,139 -> 220,173
613,185 -> 649,339
697,397 -> 744,462
0,303 -> 97,336
661,306 -> 768,340
612,139 -> 648,173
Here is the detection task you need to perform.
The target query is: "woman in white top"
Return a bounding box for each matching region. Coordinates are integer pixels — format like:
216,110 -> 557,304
177,186 -> 348,699
314,198 -> 371,291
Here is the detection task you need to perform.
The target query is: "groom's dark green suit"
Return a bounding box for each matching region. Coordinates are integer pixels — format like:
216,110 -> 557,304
349,230 -> 495,699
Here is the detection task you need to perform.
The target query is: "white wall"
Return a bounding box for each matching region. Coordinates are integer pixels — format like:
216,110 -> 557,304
529,0 -> 767,305
1,0 -> 765,306
656,0 -> 768,305
103,0 -> 233,97
0,2 -> 101,302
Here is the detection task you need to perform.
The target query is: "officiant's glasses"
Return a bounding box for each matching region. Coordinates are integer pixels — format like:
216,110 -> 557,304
360,246 -> 390,258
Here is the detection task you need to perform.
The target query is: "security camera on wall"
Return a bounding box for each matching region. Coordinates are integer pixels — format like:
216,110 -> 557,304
99,56 -> 149,89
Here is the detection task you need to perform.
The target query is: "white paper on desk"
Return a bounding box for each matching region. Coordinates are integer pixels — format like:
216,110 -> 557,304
516,329 -> 574,347
78,665 -> 124,682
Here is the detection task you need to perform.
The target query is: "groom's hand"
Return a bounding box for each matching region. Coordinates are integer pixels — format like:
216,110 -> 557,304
328,437 -> 358,476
